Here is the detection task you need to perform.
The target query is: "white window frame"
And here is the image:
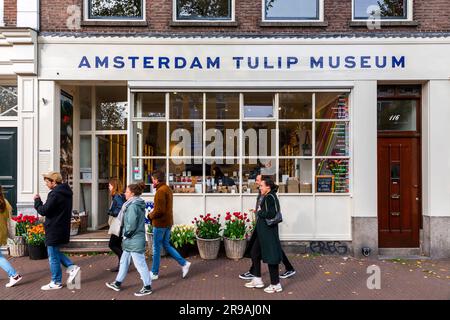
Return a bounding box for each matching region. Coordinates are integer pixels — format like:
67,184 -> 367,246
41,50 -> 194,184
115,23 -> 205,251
262,0 -> 324,22
84,0 -> 146,22
352,0 -> 413,22
173,0 -> 235,22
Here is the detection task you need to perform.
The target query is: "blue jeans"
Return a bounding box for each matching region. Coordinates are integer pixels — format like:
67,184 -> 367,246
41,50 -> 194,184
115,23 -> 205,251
47,246 -> 74,284
116,251 -> 151,287
151,227 -> 186,275
0,251 -> 17,278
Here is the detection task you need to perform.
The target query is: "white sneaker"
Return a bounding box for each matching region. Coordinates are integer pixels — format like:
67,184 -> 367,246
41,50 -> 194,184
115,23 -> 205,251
182,261 -> 191,278
41,281 -> 63,291
5,274 -> 22,288
150,272 -> 159,280
67,265 -> 80,283
264,283 -> 283,293
244,277 -> 264,288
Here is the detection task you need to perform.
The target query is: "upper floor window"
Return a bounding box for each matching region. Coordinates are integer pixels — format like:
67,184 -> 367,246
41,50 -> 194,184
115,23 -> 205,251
353,0 -> 410,20
0,85 -> 18,117
175,0 -> 234,21
264,0 -> 322,21
86,0 -> 145,20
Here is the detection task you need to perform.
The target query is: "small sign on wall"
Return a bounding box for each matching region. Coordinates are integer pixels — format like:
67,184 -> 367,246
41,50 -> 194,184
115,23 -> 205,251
315,175 -> 335,193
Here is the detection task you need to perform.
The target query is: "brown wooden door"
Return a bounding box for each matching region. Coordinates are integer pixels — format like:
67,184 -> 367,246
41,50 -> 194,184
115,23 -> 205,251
377,137 -> 420,247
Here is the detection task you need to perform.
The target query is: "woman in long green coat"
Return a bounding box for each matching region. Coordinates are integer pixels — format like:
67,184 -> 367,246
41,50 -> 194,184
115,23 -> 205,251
244,176 -> 283,293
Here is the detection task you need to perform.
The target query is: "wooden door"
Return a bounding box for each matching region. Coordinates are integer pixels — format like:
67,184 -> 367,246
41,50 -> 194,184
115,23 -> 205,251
0,128 -> 17,214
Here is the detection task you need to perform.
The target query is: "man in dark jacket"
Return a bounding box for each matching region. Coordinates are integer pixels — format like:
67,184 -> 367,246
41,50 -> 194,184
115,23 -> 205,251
34,171 -> 80,290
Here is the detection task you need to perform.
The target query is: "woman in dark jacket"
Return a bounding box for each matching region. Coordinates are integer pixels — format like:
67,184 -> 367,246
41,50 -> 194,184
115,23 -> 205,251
244,176 -> 283,293
107,178 -> 125,272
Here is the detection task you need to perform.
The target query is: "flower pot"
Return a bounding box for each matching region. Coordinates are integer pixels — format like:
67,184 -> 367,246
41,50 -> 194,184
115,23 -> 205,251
28,244 -> 48,260
177,243 -> 197,258
147,233 -> 167,257
224,237 -> 247,260
8,236 -> 28,257
196,236 -> 221,260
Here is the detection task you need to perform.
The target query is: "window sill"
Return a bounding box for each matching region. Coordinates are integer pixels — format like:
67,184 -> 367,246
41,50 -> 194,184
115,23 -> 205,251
81,20 -> 148,27
169,21 -> 238,27
349,20 -> 419,27
260,21 -> 328,27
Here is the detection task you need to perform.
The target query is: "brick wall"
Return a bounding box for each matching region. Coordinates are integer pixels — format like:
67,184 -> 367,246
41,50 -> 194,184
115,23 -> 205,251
3,0 -> 17,27
37,0 -> 450,33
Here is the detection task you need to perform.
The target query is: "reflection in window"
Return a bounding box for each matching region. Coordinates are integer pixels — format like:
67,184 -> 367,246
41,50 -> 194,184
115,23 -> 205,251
79,87 -> 92,130
316,122 -> 349,156
134,92 -> 165,118
316,159 -> 349,193
88,0 -> 144,19
265,0 -> 319,20
354,0 -> 407,19
0,86 -> 18,117
176,0 -> 232,20
133,122 -> 167,156
132,158 -> 166,194
279,122 -> 312,157
169,158 -> 203,193
205,159 -> 239,193
206,93 -> 239,119
96,86 -> 128,130
278,159 -> 312,193
377,100 -> 417,131
279,92 -> 312,119
243,93 -> 274,118
170,92 -> 203,119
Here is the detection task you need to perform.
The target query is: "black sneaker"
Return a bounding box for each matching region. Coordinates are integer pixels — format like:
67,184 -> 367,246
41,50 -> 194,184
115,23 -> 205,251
105,281 -> 121,292
239,271 -> 255,280
279,270 -> 296,279
134,285 -> 152,297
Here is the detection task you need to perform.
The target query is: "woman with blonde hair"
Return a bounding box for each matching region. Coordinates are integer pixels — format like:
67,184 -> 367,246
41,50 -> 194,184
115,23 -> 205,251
0,185 -> 23,287
107,178 -> 125,272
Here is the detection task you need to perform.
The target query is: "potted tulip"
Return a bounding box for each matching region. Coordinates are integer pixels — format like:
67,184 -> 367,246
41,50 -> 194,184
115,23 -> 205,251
8,214 -> 39,257
27,223 -> 48,260
193,213 -> 221,260
223,212 -> 253,260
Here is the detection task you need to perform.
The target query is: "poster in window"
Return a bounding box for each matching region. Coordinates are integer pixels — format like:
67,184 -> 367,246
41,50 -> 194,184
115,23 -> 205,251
60,90 -> 73,186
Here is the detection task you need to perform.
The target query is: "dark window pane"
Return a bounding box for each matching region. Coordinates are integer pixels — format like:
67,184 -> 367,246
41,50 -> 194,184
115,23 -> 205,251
134,93 -> 165,118
391,163 -> 400,179
265,0 -> 319,20
169,92 -> 203,119
316,92 -> 349,120
205,122 -> 239,157
377,100 -> 417,131
177,0 -> 232,20
243,93 -> 274,118
206,93 -> 239,119
95,86 -> 128,130
243,122 -> 276,157
279,92 -> 312,119
89,0 -> 143,19
133,122 -> 167,156
279,122 -> 313,156
354,0 -> 407,19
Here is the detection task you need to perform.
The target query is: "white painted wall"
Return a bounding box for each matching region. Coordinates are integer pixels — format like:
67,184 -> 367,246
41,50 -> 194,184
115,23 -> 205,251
17,0 -> 39,30
0,0 -> 4,27
351,81 -> 378,218
426,80 -> 450,217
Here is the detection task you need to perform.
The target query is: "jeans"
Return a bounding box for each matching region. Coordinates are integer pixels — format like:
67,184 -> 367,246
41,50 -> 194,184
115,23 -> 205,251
151,227 -> 186,275
0,251 -> 17,278
47,246 -> 74,284
116,251 -> 151,287
250,235 -> 280,285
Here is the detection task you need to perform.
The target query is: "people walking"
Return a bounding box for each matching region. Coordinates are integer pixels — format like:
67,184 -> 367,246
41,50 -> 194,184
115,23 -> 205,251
107,178 -> 125,272
240,174 -> 295,281
34,171 -> 80,290
106,182 -> 152,296
148,171 -> 191,280
244,176 -> 283,293
0,185 -> 22,288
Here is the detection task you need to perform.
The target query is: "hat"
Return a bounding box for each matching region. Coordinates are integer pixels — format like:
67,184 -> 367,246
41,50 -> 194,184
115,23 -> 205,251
42,171 -> 63,183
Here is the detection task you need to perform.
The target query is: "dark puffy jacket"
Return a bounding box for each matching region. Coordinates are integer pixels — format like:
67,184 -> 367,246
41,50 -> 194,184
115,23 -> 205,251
34,183 -> 73,246
108,194 -> 125,217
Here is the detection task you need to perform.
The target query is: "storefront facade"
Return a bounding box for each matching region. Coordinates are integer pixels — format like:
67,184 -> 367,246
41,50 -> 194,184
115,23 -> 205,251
18,33 -> 446,258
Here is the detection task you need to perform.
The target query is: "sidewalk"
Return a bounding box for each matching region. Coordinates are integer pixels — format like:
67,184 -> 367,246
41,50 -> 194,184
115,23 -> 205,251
0,253 -> 449,300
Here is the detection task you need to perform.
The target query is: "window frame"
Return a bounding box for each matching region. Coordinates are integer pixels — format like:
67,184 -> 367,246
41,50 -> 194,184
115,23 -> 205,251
352,0 -> 413,21
173,0 -> 235,22
84,0 -> 146,22
262,0 -> 324,22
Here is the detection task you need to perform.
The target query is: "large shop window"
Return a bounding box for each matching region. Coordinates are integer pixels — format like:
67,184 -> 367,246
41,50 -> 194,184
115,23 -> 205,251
131,91 -> 350,194
86,0 -> 144,20
175,0 -> 233,21
353,0 -> 409,20
0,85 -> 18,117
264,0 -> 321,21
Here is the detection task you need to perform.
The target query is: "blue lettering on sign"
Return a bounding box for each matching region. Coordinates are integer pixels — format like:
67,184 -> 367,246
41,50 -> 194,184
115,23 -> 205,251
310,56 -> 324,69
78,56 -> 91,68
392,56 -> 405,68
113,56 -> 125,69
344,56 -> 356,68
95,56 -> 108,68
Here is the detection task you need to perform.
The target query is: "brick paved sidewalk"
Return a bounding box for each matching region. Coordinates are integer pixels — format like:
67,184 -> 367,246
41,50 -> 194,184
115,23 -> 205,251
0,253 -> 449,300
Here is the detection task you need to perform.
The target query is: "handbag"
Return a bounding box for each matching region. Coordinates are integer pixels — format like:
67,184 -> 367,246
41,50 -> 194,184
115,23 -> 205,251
108,217 -> 122,237
265,194 -> 283,227
302,131 -> 312,156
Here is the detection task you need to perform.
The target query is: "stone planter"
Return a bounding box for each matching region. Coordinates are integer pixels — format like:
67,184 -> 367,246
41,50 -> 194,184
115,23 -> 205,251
196,236 -> 221,260
146,233 -> 167,257
224,237 -> 247,260
28,244 -> 48,260
8,236 -> 28,257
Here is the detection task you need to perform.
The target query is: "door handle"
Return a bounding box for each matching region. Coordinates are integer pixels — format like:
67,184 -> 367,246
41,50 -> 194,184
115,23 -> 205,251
390,212 -> 400,216
391,194 -> 400,199
416,197 -> 420,201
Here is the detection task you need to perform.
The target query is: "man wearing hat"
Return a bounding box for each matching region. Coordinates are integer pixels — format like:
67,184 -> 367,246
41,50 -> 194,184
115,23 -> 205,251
34,171 -> 80,290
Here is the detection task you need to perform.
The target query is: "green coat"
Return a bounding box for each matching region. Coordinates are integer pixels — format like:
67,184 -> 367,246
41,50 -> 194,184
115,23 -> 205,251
121,199 -> 146,254
255,190 -> 283,265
